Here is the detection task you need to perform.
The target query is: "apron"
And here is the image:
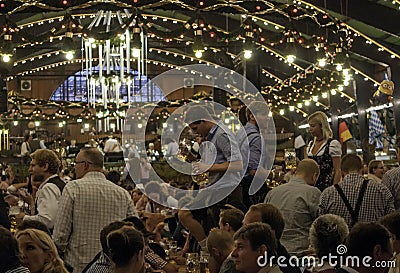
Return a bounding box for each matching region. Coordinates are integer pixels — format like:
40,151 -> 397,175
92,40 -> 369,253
308,138 -> 333,192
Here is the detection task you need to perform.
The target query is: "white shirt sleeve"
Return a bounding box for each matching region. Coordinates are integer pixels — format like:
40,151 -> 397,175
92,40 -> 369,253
329,139 -> 342,157
21,142 -> 29,156
23,183 -> 61,229
40,140 -> 46,149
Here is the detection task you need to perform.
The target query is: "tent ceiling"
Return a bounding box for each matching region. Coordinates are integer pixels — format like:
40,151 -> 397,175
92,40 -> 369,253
0,0 -> 399,124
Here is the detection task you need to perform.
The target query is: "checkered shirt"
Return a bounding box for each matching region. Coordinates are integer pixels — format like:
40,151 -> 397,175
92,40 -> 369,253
145,246 -> 168,269
53,171 -> 136,273
382,166 -> 400,210
318,173 -> 395,227
84,251 -> 112,273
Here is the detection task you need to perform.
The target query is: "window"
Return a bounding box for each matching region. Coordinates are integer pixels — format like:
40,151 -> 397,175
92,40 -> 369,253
51,67 -> 165,103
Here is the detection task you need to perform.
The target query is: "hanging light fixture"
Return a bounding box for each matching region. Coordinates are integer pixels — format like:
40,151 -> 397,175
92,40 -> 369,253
316,46 -> 327,67
193,29 -> 205,58
315,36 -> 327,67
0,26 -> 15,63
131,24 -> 142,58
285,34 -> 297,63
62,30 -> 75,60
334,46 -> 347,71
242,30 -> 254,59
342,56 -> 351,76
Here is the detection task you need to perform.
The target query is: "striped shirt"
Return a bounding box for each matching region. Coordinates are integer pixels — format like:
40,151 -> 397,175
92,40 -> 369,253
5,267 -> 30,273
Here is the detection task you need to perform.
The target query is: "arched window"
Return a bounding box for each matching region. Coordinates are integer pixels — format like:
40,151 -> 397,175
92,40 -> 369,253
51,68 -> 165,103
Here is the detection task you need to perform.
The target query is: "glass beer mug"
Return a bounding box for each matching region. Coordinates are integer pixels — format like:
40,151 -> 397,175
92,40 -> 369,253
191,160 -> 208,187
199,251 -> 210,273
284,148 -> 297,170
186,253 -> 199,273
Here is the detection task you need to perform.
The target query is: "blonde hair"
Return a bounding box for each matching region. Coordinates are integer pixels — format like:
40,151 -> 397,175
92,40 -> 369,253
16,229 -> 69,273
308,111 -> 333,140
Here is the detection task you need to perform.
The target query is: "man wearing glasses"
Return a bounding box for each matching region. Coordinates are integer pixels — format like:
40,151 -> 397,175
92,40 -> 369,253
53,147 -> 136,273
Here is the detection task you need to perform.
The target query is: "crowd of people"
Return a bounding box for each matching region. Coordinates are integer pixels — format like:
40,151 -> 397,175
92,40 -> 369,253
0,105 -> 400,273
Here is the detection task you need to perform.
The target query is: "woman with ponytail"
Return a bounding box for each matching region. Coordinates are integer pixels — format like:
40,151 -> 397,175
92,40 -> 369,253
107,227 -> 145,273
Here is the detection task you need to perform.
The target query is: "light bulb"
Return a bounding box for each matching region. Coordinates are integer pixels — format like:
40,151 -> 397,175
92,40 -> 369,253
2,54 -> 11,62
243,50 -> 252,59
336,64 -> 343,71
132,48 -> 141,58
318,58 -> 326,67
65,51 -> 74,60
286,54 -> 296,63
194,50 -> 203,58
343,69 -> 351,76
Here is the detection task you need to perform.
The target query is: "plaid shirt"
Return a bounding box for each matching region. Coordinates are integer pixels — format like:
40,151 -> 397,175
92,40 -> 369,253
84,251 -> 112,273
145,246 -> 168,269
84,248 -> 166,273
382,167 -> 400,210
53,172 -> 136,273
318,173 -> 395,227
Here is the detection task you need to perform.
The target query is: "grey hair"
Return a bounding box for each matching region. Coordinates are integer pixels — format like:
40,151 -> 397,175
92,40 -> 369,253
309,214 -> 349,258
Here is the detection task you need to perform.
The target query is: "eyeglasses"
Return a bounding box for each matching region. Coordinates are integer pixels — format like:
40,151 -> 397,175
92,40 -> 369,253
75,160 -> 94,165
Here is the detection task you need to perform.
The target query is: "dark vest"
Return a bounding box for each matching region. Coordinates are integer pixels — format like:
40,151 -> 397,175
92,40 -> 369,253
30,139 -> 41,153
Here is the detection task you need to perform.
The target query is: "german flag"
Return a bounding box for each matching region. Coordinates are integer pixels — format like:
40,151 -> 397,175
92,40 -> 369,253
339,121 -> 352,144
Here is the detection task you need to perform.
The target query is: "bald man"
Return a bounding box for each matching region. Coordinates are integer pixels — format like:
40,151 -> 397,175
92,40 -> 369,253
265,159 -> 321,257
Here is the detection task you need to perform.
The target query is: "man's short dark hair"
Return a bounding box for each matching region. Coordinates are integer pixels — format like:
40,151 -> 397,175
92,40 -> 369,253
380,212 -> 400,239
346,222 -> 392,258
341,154 -> 363,173
250,203 -> 285,239
220,208 -> 244,232
106,170 -> 121,184
233,222 -> 277,257
184,105 -> 214,125
16,219 -> 51,236
0,226 -> 20,272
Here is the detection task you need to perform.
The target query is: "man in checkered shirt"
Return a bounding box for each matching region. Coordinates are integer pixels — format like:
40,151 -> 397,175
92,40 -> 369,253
53,147 -> 136,273
382,137 -> 400,210
318,154 -> 394,228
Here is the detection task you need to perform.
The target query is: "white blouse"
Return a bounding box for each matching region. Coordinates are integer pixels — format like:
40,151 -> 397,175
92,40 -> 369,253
307,139 -> 342,157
